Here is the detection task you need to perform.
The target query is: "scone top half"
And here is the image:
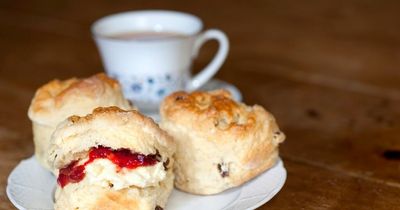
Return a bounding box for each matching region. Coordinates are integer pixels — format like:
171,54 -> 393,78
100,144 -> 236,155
160,89 -> 285,195
28,73 -> 132,126
48,107 -> 175,210
49,106 -> 174,172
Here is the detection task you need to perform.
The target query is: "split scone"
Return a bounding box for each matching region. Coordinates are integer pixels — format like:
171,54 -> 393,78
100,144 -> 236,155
48,107 -> 175,210
28,73 -> 133,170
160,89 -> 285,195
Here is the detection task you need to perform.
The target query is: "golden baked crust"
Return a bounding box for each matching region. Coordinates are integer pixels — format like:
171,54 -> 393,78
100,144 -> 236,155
160,89 -> 280,142
28,73 -> 131,125
30,74 -> 117,114
160,89 -> 285,194
49,106 -> 175,170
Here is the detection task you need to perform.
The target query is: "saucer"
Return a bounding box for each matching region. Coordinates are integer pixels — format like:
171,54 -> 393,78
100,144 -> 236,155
143,79 -> 242,121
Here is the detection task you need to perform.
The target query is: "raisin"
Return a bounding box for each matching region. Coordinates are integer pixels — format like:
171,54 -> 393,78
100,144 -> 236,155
163,158 -> 170,171
175,95 -> 185,101
217,163 -> 229,178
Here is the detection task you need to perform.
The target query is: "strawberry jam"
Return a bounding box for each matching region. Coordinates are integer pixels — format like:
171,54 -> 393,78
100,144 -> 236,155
57,146 -> 159,188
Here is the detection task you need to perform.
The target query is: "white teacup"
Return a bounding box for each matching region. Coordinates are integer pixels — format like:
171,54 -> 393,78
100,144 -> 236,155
92,10 -> 229,112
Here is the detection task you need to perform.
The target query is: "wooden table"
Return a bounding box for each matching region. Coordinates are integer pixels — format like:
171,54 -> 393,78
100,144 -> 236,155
1,0 -> 400,209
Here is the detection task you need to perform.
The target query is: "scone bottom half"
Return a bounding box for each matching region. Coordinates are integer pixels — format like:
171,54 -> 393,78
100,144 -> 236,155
49,107 -> 175,210
160,89 -> 285,195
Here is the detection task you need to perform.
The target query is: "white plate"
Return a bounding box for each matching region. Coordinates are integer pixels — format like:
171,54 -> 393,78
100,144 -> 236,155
7,156 -> 286,210
7,80 -> 285,209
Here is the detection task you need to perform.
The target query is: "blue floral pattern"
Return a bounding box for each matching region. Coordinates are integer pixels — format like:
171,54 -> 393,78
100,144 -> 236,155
131,83 -> 142,92
115,71 -> 189,109
157,89 -> 166,96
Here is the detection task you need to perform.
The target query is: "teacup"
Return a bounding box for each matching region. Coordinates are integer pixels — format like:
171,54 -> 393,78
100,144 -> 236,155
92,10 -> 229,112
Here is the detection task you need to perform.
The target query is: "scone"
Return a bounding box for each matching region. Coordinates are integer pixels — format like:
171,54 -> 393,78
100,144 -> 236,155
160,89 -> 285,195
48,107 -> 175,210
28,73 -> 133,170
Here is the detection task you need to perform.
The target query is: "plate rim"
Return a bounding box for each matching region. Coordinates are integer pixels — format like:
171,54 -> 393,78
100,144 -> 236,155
7,156 -> 286,210
6,156 -> 53,210
222,159 -> 287,210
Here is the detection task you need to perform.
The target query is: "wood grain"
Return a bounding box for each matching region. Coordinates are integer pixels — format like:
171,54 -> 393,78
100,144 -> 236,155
1,0 -> 400,209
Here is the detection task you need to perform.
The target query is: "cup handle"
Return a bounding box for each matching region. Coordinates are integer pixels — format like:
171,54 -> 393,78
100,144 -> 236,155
186,29 -> 229,91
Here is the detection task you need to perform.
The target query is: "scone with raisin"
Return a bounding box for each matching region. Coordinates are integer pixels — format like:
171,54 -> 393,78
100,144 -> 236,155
28,73 -> 133,170
48,107 -> 175,210
160,89 -> 285,195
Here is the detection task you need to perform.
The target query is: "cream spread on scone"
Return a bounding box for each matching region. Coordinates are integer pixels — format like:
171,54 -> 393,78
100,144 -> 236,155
84,159 -> 166,190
